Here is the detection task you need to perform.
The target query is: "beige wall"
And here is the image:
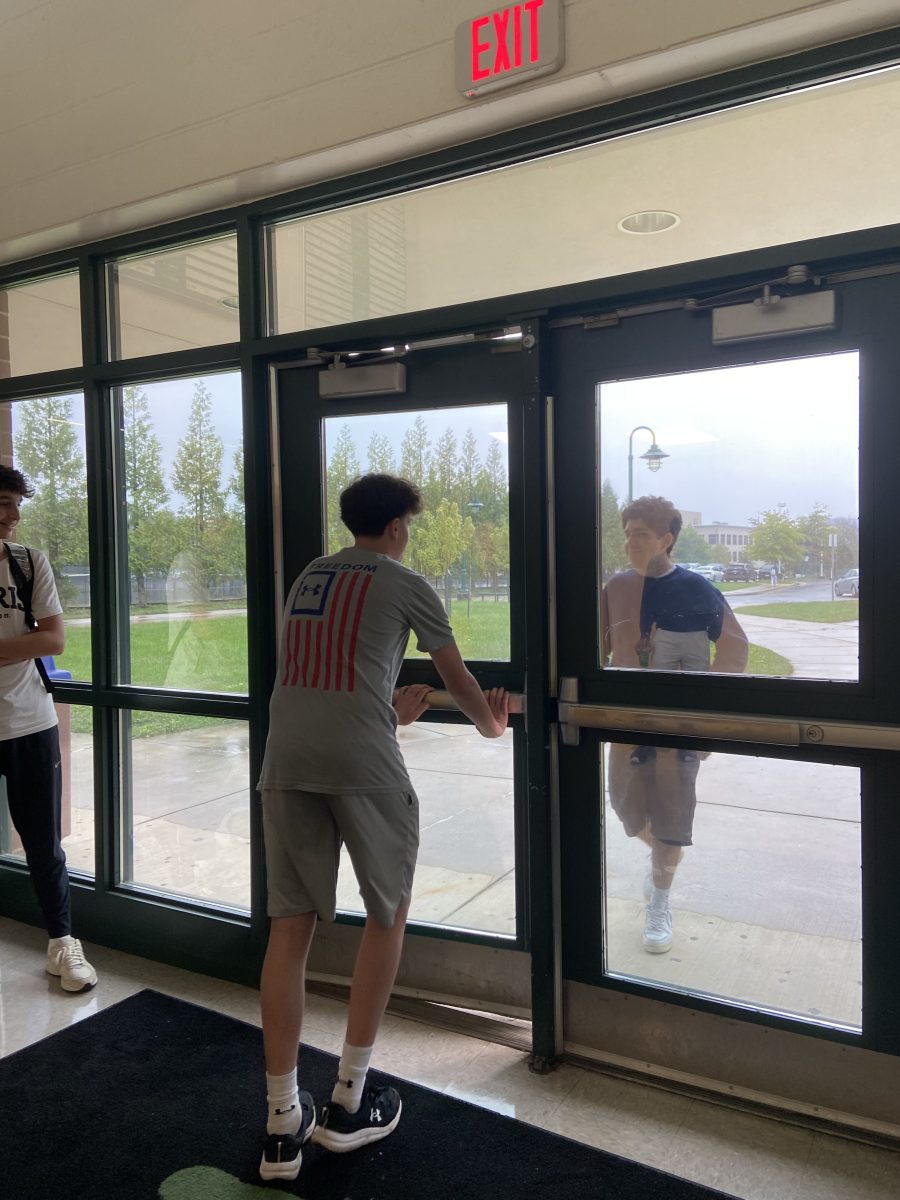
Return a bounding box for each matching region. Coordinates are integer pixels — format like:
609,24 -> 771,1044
1,0 -> 899,262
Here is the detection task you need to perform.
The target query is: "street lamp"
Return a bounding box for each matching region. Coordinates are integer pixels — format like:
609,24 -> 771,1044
627,425 -> 669,503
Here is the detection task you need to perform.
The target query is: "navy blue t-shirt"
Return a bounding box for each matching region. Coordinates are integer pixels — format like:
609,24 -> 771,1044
639,565 -> 726,642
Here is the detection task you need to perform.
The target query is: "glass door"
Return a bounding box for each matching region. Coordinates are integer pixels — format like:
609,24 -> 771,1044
271,326 -> 555,1023
552,268 -> 900,1065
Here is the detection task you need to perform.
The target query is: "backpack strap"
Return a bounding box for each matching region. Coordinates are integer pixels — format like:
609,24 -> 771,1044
4,541 -> 33,591
2,541 -> 55,694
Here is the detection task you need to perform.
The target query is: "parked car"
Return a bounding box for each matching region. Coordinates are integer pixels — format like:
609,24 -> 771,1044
723,563 -> 755,582
756,563 -> 778,581
834,568 -> 859,597
693,564 -> 725,582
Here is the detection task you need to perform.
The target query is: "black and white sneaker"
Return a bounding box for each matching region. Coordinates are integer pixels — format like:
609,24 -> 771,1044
312,1085 -> 402,1153
259,1090 -> 316,1182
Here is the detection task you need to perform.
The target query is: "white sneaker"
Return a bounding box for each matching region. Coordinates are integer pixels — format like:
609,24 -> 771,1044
643,903 -> 673,954
47,938 -> 98,992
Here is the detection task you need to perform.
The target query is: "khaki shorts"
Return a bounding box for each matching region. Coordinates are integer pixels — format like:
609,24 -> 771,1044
262,787 -> 419,929
606,743 -> 700,846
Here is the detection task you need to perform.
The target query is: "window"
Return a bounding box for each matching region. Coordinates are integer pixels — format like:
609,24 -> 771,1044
602,745 -> 861,1030
2,393 -> 91,680
121,712 -> 250,910
598,354 -> 859,681
115,374 -> 246,693
107,236 -> 239,359
321,406 -> 511,661
0,272 -> 81,376
337,729 -> 515,936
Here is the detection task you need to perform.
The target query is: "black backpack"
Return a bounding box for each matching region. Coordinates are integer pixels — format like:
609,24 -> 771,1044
2,541 -> 55,694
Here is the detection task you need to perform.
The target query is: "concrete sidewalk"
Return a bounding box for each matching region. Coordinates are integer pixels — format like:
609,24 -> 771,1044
738,613 -> 858,679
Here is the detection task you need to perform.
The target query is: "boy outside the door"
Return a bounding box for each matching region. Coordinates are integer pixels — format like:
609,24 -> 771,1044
601,495 -> 748,953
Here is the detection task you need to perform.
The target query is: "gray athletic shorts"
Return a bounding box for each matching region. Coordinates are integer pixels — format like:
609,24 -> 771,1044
606,743 -> 701,846
261,787 -> 419,929
651,629 -> 711,672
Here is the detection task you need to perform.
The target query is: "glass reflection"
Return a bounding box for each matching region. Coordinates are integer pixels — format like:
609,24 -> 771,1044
322,408 -> 511,662
122,713 -> 250,911
0,272 -> 82,376
116,374 -> 247,693
598,353 -> 860,682
602,495 -> 749,674
602,746 -> 862,1029
107,236 -> 239,359
336,725 -> 515,936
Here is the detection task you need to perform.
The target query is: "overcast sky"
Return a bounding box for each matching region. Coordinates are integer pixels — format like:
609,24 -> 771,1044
14,351 -> 856,527
599,350 -> 859,525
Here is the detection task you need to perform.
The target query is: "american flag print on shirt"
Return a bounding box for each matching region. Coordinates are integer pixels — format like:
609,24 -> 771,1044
282,566 -> 376,691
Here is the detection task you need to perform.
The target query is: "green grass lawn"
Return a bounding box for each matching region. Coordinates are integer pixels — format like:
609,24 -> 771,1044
57,603 -> 789,737
714,581 -> 758,593
746,644 -> 793,676
407,599 -> 511,661
59,614 -> 248,737
58,613 -> 248,690
736,600 -> 858,623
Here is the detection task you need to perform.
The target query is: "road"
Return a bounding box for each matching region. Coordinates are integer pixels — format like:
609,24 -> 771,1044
728,578 -> 838,607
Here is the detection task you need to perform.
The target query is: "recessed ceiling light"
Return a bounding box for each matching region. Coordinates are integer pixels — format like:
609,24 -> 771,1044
617,211 -> 680,235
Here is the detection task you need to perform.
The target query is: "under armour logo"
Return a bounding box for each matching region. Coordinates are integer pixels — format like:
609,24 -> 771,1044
370,1107 -> 382,1123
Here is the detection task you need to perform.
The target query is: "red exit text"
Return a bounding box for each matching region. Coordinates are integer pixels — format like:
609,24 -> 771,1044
455,0 -> 564,96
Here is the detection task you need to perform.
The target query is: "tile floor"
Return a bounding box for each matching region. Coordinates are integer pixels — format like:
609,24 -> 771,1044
1,915 -> 898,1199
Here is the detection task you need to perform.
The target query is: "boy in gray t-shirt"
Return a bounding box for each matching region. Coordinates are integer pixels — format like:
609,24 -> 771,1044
256,473 -> 508,1182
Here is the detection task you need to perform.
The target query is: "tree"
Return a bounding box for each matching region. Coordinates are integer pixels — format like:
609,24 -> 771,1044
478,438 -> 508,523
366,431 -> 395,475
831,515 -> 859,575
457,429 -> 481,508
414,498 -> 468,611
172,380 -> 227,593
673,523 -> 713,566
600,479 -> 627,579
797,501 -> 832,578
221,437 -> 247,587
426,427 -> 458,511
227,438 -> 245,518
325,424 -> 360,552
13,394 -> 88,597
121,385 -> 172,605
747,505 -> 805,573
173,381 -> 226,537
399,415 -> 431,486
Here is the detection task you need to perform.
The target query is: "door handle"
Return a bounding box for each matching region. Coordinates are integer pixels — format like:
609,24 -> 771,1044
557,701 -> 798,746
555,678 -> 900,750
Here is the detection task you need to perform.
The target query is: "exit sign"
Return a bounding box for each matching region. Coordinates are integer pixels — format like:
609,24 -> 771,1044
455,0 -> 565,97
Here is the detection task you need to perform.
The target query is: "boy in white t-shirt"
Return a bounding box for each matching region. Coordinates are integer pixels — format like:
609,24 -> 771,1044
0,465 -> 97,992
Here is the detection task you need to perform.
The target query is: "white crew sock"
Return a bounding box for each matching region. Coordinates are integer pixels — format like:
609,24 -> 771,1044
332,1042 -> 373,1114
650,886 -> 671,909
266,1069 -> 301,1136
48,935 -> 75,952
